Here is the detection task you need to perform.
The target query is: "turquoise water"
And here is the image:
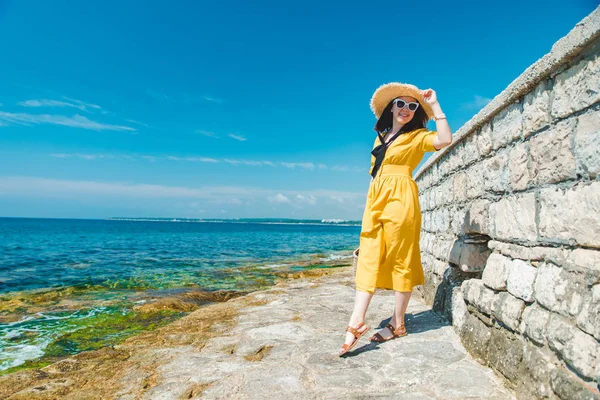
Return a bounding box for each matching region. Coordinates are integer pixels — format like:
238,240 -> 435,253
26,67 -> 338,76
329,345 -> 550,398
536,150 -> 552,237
0,217 -> 360,371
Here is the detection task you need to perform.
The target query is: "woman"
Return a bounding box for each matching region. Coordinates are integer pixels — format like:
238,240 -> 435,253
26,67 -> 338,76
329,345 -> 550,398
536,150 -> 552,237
339,82 -> 452,356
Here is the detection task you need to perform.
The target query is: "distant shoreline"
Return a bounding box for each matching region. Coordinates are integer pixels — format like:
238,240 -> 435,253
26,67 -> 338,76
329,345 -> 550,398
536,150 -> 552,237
105,217 -> 362,227
0,216 -> 362,227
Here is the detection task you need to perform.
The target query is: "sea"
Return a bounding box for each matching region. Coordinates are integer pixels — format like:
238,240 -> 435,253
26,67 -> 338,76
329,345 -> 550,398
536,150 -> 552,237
0,217 -> 360,373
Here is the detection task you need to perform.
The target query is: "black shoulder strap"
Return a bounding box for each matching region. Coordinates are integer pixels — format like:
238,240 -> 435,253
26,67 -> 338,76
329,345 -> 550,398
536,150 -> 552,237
370,130 -> 403,178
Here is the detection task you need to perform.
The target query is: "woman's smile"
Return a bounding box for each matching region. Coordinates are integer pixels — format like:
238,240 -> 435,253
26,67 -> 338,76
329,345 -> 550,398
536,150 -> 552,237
396,110 -> 412,121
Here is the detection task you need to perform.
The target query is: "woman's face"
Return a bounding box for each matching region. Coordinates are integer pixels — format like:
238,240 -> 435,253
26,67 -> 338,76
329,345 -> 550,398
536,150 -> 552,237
392,96 -> 419,125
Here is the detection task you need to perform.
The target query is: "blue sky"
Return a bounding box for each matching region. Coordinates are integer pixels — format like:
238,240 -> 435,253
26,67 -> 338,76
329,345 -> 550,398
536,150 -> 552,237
0,0 -> 596,220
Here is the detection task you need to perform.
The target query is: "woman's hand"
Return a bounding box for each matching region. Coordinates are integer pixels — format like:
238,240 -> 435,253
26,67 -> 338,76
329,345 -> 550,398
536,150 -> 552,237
422,88 -> 452,150
421,89 -> 438,106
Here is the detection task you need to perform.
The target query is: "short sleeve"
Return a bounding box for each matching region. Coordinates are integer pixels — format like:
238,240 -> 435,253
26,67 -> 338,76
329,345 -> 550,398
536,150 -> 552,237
419,130 -> 439,152
368,136 -> 381,175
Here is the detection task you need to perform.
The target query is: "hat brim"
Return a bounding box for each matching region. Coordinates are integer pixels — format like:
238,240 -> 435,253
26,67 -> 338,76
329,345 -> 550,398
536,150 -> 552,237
370,82 -> 434,120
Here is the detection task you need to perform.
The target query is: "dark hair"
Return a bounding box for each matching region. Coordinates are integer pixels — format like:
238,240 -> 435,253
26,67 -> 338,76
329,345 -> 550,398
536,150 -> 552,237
373,99 -> 428,134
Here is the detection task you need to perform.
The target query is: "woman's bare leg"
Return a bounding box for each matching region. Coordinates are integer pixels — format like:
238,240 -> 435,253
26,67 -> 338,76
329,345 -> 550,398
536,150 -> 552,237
392,290 -> 411,329
342,290 -> 374,347
372,290 -> 411,339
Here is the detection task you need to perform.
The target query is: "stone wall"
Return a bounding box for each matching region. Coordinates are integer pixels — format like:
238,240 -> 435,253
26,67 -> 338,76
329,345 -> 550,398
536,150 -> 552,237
413,7 -> 600,400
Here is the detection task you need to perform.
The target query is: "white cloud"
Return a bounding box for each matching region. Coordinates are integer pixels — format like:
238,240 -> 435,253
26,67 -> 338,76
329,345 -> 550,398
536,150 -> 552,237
225,198 -> 243,205
0,111 -> 135,132
331,165 -> 348,172
296,194 -> 317,205
18,98 -> 101,112
49,152 -> 220,164
125,119 -> 150,128
268,193 -> 291,204
0,177 -> 363,202
19,100 -> 75,108
165,156 -> 219,163
461,95 -> 493,110
228,133 -> 247,141
47,152 -> 360,173
0,176 -> 270,199
331,165 -> 364,173
78,154 -> 98,160
196,130 -> 219,138
224,159 -> 275,167
50,153 -> 115,160
62,97 -> 102,111
0,176 -> 367,218
280,162 -> 316,170
203,96 -> 223,104
149,91 -> 224,105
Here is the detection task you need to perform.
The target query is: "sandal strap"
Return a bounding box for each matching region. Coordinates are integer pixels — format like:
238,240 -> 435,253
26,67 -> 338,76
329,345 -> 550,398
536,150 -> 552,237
370,332 -> 385,342
393,323 -> 406,336
345,321 -> 366,337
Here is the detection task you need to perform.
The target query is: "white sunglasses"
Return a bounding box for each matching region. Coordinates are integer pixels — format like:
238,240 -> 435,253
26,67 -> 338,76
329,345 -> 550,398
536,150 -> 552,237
393,98 -> 420,112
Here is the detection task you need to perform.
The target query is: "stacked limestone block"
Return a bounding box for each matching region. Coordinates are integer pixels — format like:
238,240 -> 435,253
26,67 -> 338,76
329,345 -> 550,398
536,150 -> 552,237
414,7 -> 600,400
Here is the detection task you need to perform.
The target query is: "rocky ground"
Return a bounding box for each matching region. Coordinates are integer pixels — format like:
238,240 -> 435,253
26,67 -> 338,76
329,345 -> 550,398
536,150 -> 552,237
0,266 -> 514,399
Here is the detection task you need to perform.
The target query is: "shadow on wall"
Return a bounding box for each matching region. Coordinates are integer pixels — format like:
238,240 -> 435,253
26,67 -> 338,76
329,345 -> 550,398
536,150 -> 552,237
430,208 -> 493,322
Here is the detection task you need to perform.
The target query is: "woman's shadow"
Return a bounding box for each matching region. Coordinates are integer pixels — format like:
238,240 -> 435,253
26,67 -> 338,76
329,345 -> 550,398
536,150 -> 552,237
341,310 -> 449,357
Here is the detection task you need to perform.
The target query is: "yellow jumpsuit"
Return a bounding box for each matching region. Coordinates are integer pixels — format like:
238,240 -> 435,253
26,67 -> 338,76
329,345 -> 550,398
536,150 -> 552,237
355,128 -> 439,294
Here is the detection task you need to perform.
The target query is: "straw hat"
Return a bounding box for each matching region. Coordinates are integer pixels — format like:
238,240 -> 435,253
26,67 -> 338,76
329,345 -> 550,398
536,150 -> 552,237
370,82 -> 434,121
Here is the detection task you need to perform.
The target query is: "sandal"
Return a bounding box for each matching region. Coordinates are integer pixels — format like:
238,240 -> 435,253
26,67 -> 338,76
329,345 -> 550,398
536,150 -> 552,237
339,321 -> 369,356
369,321 -> 407,342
